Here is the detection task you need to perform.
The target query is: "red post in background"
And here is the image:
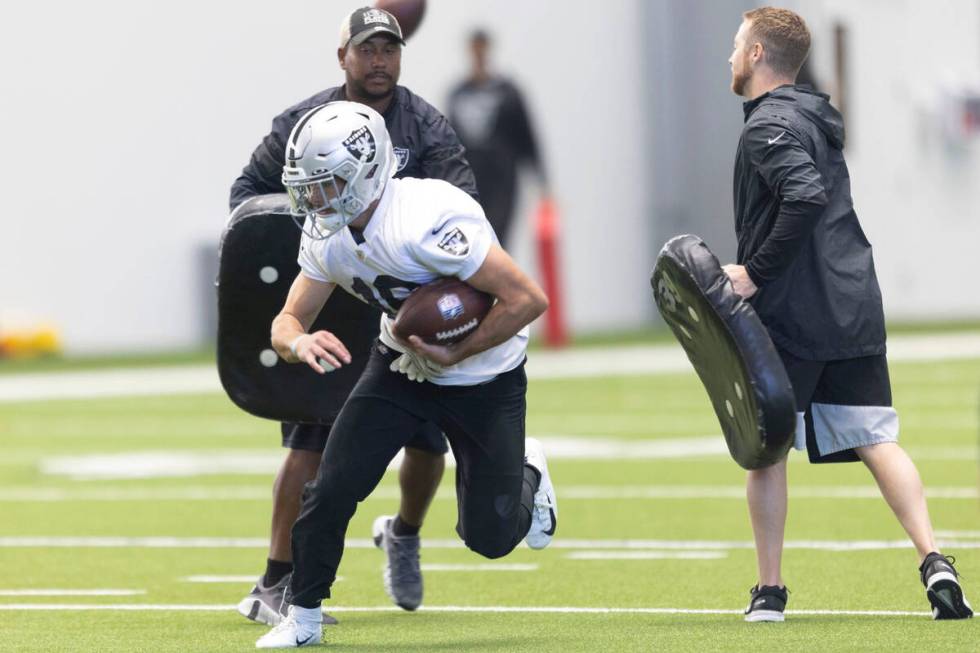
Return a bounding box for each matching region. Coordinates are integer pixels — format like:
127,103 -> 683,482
534,197 -> 568,348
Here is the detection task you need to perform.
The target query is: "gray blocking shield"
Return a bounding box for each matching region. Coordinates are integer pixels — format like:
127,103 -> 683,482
217,194 -> 378,424
651,235 -> 795,469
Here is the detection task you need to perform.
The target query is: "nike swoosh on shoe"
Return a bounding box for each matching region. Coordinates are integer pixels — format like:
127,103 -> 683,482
543,507 -> 557,536
296,633 -> 315,646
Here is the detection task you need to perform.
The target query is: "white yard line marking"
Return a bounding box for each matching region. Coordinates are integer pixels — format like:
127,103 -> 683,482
3,484 -> 976,502
0,603 -> 932,617
181,576 -> 260,583
29,441 -> 978,481
0,536 -> 271,548
566,551 -> 727,560
421,564 -> 539,572
0,366 -> 221,402
2,332 -> 978,402
0,589 -> 145,597
32,437 -> 727,480
903,446 -> 980,462
31,436 -> 977,481
0,487 -> 275,501
2,536 -> 978,551
558,486 -> 980,500
181,575 -> 344,584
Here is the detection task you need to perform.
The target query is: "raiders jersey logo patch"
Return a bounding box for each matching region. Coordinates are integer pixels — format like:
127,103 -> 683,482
343,126 -> 376,162
393,147 -> 410,171
437,227 -> 469,257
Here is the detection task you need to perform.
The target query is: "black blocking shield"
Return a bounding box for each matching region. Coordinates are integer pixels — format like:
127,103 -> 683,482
217,195 -> 379,423
651,235 -> 795,469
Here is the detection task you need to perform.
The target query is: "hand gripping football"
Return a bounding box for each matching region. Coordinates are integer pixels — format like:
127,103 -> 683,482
392,277 -> 493,345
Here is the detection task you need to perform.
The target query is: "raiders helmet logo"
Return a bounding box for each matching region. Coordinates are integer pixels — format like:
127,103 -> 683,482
342,126 -> 376,162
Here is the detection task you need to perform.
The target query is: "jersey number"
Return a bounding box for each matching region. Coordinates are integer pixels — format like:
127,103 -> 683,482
350,275 -> 420,316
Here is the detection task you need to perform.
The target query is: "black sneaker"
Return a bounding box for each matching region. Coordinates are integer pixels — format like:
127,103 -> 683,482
919,552 -> 973,620
744,584 -> 788,622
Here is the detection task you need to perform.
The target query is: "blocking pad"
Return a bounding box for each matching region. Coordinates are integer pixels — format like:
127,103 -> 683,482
650,234 -> 796,469
217,194 -> 379,424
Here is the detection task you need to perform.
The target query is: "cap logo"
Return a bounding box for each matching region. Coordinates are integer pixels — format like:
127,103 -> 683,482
361,9 -> 391,26
342,126 -> 376,162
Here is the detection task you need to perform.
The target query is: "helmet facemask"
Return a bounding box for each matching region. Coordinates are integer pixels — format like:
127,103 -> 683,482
281,102 -> 396,240
283,160 -> 367,240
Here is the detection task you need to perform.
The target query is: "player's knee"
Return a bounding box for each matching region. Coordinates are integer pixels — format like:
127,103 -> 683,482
461,518 -> 520,559
465,533 -> 517,560
459,492 -> 523,557
300,468 -> 353,507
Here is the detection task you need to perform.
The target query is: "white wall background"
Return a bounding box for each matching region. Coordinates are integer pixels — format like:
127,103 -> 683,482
2,1 -> 978,353
790,0 -> 980,319
0,0 -> 649,353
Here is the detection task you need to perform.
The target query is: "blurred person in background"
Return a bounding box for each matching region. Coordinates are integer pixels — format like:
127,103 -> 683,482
229,5 -> 478,625
724,6 -> 972,623
447,28 -> 548,248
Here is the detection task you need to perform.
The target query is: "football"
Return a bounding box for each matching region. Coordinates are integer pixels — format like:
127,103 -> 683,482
375,0 -> 426,40
393,277 -> 493,345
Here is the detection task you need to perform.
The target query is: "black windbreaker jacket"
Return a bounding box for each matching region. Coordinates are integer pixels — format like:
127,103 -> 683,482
733,85 -> 885,360
229,85 -> 478,210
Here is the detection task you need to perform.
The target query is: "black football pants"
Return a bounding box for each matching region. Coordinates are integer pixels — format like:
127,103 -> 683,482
288,341 -> 534,608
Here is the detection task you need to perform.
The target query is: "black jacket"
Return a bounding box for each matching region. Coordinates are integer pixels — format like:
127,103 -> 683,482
447,77 -> 545,240
229,85 -> 478,210
733,85 -> 885,360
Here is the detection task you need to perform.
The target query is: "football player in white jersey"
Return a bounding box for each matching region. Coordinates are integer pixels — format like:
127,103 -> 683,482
255,101 -> 558,649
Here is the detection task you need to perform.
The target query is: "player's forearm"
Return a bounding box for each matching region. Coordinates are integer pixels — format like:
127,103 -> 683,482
271,313 -> 308,363
456,288 -> 548,359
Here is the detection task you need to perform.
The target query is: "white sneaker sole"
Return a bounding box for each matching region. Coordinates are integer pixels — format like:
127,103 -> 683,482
255,627 -> 322,648
744,609 -> 785,622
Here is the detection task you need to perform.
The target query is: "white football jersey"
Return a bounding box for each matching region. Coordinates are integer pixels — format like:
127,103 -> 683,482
298,177 -> 529,386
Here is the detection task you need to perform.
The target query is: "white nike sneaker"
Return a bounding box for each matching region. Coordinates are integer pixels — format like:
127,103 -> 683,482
523,437 -> 557,549
255,605 -> 322,649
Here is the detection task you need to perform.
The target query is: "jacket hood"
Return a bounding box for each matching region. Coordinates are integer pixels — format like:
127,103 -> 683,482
745,84 -> 845,150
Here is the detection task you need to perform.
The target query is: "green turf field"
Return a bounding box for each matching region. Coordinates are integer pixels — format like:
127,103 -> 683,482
1,347 -> 977,651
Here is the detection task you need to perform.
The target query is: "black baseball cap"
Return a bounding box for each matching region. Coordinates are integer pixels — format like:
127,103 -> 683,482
339,7 -> 405,48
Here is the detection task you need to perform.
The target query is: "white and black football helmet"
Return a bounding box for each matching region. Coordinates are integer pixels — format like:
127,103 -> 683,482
281,101 -> 396,239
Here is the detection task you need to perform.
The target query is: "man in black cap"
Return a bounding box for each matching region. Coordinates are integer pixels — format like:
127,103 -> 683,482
230,5 -> 479,626
725,6 -> 972,623
447,29 -> 548,248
